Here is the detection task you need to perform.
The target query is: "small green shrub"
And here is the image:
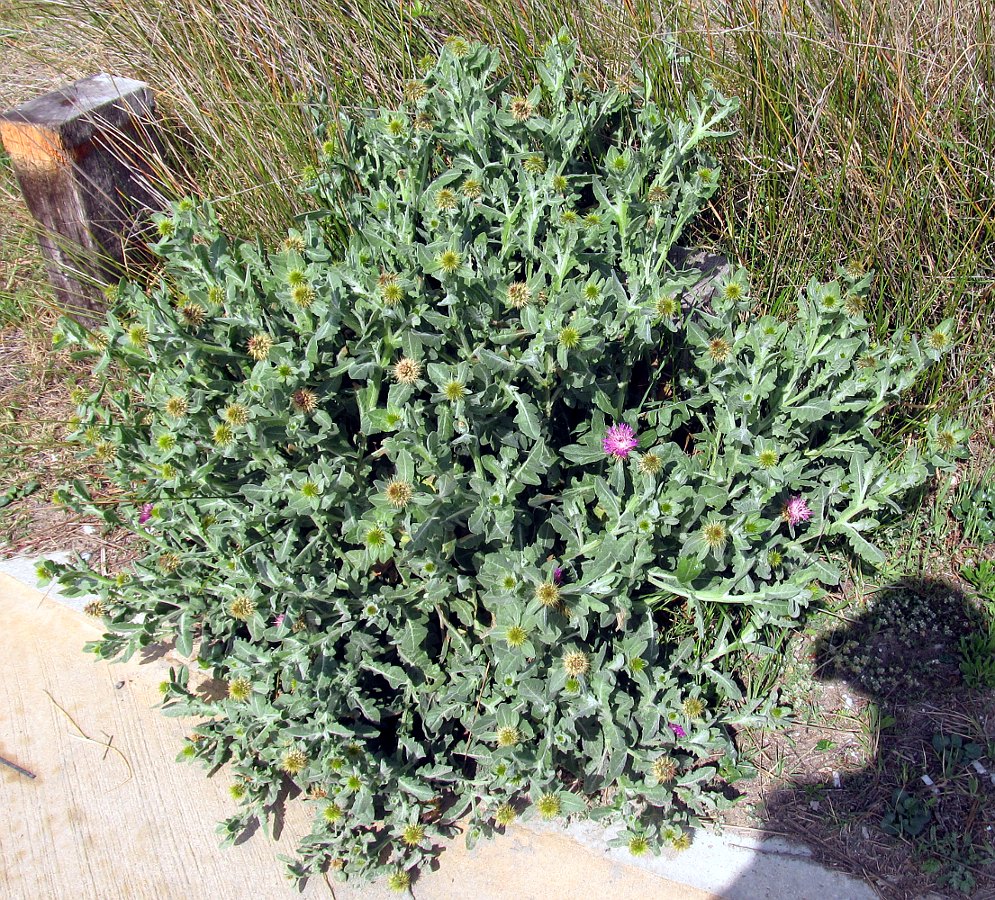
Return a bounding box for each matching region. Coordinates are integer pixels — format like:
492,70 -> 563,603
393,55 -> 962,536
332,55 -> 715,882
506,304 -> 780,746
48,33 -> 962,885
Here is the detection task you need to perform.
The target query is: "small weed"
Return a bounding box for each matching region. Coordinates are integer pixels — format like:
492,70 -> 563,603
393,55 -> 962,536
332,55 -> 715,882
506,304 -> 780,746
880,788 -> 931,838
953,481 -> 995,545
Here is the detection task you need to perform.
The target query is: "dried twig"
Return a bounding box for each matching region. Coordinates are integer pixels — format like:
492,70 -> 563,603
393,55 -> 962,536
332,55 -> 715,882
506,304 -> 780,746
43,689 -> 134,788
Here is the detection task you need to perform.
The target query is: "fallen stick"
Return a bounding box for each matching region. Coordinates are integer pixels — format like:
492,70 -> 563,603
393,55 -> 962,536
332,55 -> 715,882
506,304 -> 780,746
0,754 -> 36,779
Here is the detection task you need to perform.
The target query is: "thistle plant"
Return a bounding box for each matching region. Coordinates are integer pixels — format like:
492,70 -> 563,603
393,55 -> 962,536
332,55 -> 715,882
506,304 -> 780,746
48,32 -> 961,887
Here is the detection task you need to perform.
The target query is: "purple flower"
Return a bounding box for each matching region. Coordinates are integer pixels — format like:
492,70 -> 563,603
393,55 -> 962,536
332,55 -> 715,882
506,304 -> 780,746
138,503 -> 154,525
552,566 -> 563,584
273,613 -> 286,628
602,423 -> 638,460
784,495 -> 813,527
669,723 -> 687,739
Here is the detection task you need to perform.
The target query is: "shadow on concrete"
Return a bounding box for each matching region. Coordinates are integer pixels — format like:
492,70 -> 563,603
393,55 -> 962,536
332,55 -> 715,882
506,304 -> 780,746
727,577 -> 995,899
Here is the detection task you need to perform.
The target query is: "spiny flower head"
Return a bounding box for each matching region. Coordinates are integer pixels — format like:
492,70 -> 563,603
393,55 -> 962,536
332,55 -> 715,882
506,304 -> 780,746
223,403 -> 249,426
647,184 -> 670,204
323,803 -> 343,823
651,756 -> 678,782
380,279 -> 404,306
563,650 -> 589,677
280,747 -> 308,775
401,823 -> 426,847
128,324 -> 149,347
392,357 -> 422,384
445,36 -> 470,57
535,792 -> 561,819
683,697 -> 706,719
702,521 -> 727,551
768,549 -> 783,568
926,329 -> 950,351
227,677 -> 252,701
437,249 -> 461,274
247,333 -> 274,361
301,481 -> 321,499
721,280 -> 744,301
385,478 -> 414,508
506,625 -> 527,647
290,283 -> 316,308
286,267 -> 307,286
552,173 -> 568,192
229,595 -> 255,620
496,726 -> 520,747
83,599 -> 106,618
386,117 -> 405,137
158,552 -> 181,573
638,452 -> 662,475
784,495 -> 813,526
708,336 -> 732,363
404,79 -> 428,102
628,835 -> 650,856
560,209 -> 579,226
603,423 -> 638,460
495,802 -> 516,826
443,379 -> 466,401
229,782 -> 247,800
843,293 -> 866,317
509,96 -> 533,121
292,388 -> 318,413
936,428 -> 958,452
656,294 -> 679,317
559,326 -> 580,348
461,178 -> 483,199
435,188 -> 458,211
156,433 -> 176,451
387,870 -> 411,893
534,581 -> 560,608
758,448 -> 779,469
365,525 -> 388,548
672,832 -> 692,852
507,282 -> 531,309
523,154 -> 546,175
179,302 -> 206,327
94,441 -> 117,461
213,423 -> 235,447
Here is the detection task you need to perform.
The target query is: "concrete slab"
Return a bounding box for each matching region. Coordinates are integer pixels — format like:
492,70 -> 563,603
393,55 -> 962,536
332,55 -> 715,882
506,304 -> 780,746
0,559 -> 876,900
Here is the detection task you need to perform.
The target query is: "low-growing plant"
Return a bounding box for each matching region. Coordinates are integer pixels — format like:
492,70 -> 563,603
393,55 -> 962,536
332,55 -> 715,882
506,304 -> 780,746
953,479 -> 995,545
46,33 -> 963,886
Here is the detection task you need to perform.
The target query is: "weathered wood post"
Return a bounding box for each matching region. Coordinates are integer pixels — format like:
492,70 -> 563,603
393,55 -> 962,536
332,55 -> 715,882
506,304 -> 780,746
1,74 -> 167,324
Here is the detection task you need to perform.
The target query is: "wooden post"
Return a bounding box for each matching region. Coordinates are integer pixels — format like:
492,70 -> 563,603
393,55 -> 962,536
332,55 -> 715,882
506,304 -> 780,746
1,74 -> 167,324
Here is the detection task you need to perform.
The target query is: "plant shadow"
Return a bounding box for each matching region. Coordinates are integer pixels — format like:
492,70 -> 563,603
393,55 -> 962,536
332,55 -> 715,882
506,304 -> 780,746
728,577 -> 995,899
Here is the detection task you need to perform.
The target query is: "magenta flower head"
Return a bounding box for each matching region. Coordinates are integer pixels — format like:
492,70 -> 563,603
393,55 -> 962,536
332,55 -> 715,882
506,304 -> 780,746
669,723 -> 687,739
273,613 -> 286,628
603,422 -> 638,460
552,566 -> 563,584
784,495 -> 813,527
138,503 -> 154,525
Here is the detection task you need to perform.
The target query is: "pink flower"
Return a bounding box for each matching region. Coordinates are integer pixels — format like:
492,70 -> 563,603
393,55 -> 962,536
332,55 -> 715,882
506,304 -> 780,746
553,566 -> 563,584
669,723 -> 687,739
273,614 -> 286,628
138,503 -> 154,525
785,496 -> 813,527
602,423 -> 638,460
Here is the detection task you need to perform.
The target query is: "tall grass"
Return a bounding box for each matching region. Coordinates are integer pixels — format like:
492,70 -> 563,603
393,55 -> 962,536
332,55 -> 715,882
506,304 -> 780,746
8,0 -> 995,419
